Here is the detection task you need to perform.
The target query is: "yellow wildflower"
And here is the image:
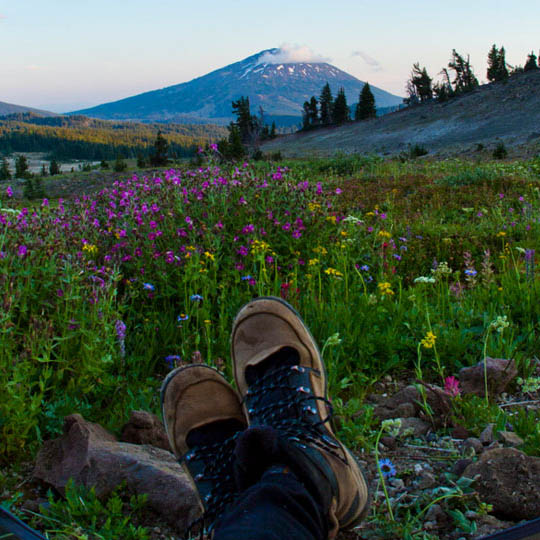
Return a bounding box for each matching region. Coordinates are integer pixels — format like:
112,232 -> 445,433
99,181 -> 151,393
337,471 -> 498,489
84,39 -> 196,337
82,243 -> 98,256
377,282 -> 394,296
204,251 -> 215,261
324,267 -> 343,278
497,231 -> 506,237
326,215 -> 337,224
308,258 -> 320,266
378,230 -> 391,239
420,331 -> 437,349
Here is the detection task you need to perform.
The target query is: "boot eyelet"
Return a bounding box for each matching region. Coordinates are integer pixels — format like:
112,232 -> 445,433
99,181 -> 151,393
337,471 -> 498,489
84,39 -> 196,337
297,386 -> 310,394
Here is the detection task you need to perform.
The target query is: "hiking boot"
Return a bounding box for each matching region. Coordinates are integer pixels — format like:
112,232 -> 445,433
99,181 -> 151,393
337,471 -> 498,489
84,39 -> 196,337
231,297 -> 370,538
161,364 -> 247,536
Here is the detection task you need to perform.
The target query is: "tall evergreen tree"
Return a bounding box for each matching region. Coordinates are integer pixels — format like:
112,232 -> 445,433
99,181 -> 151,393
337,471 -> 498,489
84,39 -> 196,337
448,50 -> 479,94
149,130 -> 169,166
355,82 -> 377,120
332,88 -> 349,125
302,101 -> 311,130
0,158 -> 11,180
269,121 -> 276,139
15,155 -> 29,178
49,159 -> 60,176
319,83 -> 334,125
407,63 -> 433,103
487,45 -> 509,82
308,96 -> 319,126
232,97 -> 257,144
524,51 -> 539,71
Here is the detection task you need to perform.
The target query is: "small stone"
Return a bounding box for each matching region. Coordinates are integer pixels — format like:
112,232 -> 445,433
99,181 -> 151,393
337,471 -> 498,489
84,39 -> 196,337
498,430 -> 524,447
480,423 -> 495,445
463,437 -> 483,455
453,458 -> 473,476
380,436 -> 397,450
451,425 -> 470,439
388,477 -> 405,491
425,503 -> 446,523
398,417 -> 430,437
416,472 -> 437,490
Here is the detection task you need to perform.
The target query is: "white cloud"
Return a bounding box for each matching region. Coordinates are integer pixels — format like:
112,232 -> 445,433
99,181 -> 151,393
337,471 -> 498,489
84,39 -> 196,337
258,43 -> 331,65
351,50 -> 383,72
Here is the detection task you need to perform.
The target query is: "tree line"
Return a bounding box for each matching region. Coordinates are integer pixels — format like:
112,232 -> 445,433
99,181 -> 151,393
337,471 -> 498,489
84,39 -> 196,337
406,46 -> 539,105
301,82 -> 376,130
0,113 -> 227,161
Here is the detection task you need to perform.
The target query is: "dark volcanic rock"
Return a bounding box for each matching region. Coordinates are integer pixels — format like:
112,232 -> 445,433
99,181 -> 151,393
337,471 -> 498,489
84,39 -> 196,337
374,384 -> 452,426
458,358 -> 517,397
462,448 -> 540,521
120,410 -> 171,451
33,414 -> 199,532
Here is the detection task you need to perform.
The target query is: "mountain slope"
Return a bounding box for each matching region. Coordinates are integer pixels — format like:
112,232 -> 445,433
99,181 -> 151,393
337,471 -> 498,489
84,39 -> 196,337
0,100 -> 56,117
72,48 -> 402,124
262,70 -> 540,157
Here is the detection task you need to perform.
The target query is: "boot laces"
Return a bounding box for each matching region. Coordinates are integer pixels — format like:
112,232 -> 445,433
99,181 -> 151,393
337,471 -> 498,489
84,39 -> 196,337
243,364 -> 346,463
180,432 -> 240,539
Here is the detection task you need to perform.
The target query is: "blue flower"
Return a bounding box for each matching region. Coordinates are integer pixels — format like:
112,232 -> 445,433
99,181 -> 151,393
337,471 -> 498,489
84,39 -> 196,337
360,265 -> 370,272
143,283 -> 155,291
378,458 -> 396,478
464,269 -> 477,277
165,355 -> 181,369
241,275 -> 253,281
190,294 -> 203,302
177,313 -> 189,323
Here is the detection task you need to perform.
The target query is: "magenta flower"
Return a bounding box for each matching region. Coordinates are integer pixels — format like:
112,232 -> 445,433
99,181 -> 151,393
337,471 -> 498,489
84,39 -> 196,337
18,245 -> 28,257
444,376 -> 461,397
6,186 -> 13,198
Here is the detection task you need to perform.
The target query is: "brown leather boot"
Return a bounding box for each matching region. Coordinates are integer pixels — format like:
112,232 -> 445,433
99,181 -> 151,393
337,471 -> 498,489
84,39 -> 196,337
231,297 -> 370,539
161,364 -> 247,536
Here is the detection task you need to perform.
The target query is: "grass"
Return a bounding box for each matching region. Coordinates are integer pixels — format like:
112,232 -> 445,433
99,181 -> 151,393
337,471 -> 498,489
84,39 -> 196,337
1,151 -> 539,538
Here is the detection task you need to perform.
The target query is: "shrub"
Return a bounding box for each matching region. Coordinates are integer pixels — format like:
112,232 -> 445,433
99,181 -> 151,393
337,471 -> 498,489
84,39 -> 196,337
493,142 -> 508,159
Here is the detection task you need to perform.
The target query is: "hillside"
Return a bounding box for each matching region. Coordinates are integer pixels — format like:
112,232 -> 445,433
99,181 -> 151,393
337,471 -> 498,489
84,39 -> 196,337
0,113 -> 227,160
0,100 -> 56,117
262,70 -> 540,158
72,48 -> 402,125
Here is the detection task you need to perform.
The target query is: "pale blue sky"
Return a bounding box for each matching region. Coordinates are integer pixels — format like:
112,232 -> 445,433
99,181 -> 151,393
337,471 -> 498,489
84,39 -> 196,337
2,0 -> 539,112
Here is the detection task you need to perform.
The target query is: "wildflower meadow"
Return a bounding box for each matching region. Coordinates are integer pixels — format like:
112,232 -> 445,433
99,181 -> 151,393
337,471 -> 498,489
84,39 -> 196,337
1,152 -> 540,537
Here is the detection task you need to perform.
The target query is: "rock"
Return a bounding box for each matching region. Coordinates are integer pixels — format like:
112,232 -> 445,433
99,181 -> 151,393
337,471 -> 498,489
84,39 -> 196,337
451,425 -> 470,439
425,503 -> 446,523
458,358 -> 517,397
463,437 -> 483,456
388,477 -> 405,491
462,448 -> 540,521
498,430 -> 524,447
398,417 -> 430,438
380,436 -> 397,450
416,471 -> 437,490
452,458 -> 473,476
120,410 -> 171,451
480,423 -> 495,445
373,384 -> 451,426
34,414 -> 199,533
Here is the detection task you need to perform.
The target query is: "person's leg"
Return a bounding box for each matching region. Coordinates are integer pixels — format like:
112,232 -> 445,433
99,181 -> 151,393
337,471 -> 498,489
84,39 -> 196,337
214,466 -> 326,540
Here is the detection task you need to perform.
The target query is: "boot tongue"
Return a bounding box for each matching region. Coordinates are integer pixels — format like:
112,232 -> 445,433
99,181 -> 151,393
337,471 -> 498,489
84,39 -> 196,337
186,418 -> 246,448
245,346 -> 299,384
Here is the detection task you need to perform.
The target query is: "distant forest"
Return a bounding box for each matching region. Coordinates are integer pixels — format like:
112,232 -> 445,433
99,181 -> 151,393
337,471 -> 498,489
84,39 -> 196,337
0,113 -> 228,160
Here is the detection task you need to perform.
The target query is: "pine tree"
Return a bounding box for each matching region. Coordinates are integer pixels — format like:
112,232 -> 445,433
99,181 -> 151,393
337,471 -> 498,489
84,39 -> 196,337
407,63 -> 433,103
448,50 -> 479,94
524,51 -> 539,71
15,155 -> 29,178
319,83 -> 334,125
49,159 -> 60,176
232,97 -> 256,144
227,124 -> 246,159
41,164 -> 48,177
308,96 -> 319,126
355,82 -> 377,120
487,45 -> 508,82
332,88 -> 349,125
302,101 -> 311,130
269,122 -> 276,139
0,158 -> 11,180
149,130 -> 169,166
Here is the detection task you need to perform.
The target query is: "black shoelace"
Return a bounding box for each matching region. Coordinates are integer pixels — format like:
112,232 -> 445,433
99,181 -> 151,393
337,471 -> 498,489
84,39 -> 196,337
180,432 -> 241,540
243,364 -> 347,464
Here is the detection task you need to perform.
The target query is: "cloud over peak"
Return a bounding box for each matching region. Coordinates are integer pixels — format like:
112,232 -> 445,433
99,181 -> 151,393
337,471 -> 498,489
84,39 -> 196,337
258,44 -> 330,65
351,50 -> 383,72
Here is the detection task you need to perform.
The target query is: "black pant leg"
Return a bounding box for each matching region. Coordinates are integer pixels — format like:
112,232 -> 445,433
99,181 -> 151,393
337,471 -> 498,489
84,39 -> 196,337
213,467 -> 328,540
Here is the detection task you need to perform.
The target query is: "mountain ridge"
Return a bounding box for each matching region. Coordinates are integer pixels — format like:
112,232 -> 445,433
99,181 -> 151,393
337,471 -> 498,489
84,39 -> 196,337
72,48 -> 402,125
0,100 -> 57,117
261,69 -> 540,158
